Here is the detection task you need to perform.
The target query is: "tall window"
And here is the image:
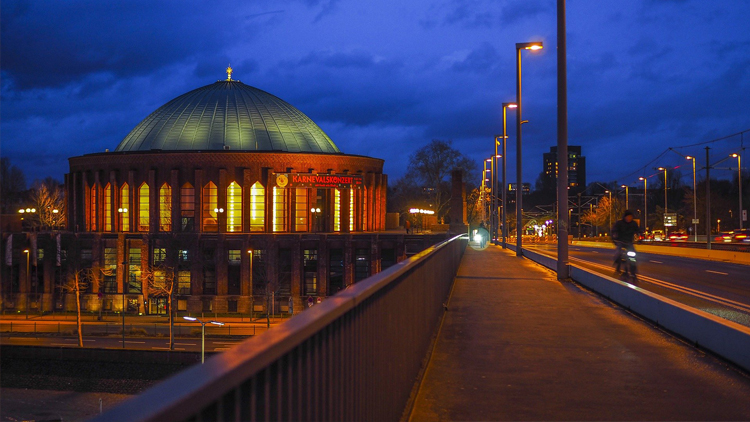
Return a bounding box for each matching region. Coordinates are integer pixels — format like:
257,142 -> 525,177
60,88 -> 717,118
250,182 -> 265,232
303,249 -> 318,295
178,249 -> 190,295
128,247 -> 142,293
180,183 -> 195,232
334,189 -> 341,232
138,183 -> 149,231
227,249 -> 241,295
295,188 -> 308,231
103,247 -> 117,293
273,187 -> 287,232
350,189 -> 355,232
362,187 -> 368,231
89,186 -> 97,231
120,183 -> 130,232
203,248 -> 216,295
160,183 -> 172,232
252,250 -> 266,294
104,184 -> 112,231
227,182 -> 242,232
202,182 -> 218,232
355,248 -> 371,282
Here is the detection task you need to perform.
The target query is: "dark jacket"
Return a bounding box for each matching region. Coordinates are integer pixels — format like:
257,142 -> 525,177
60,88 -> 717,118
611,219 -> 642,245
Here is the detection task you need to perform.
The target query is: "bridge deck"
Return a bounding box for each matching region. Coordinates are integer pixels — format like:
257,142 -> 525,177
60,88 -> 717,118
410,245 -> 750,421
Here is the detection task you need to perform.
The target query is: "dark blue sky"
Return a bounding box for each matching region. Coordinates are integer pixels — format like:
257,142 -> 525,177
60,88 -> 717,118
2,0 -> 749,188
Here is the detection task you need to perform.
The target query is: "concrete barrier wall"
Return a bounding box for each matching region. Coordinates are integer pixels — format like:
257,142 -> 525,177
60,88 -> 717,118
512,245 -> 750,373
571,241 -> 750,265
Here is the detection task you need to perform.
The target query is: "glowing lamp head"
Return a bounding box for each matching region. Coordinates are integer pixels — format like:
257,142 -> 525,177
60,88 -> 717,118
639,177 -> 645,181
627,251 -> 636,257
686,156 -> 693,160
517,41 -> 544,50
621,185 -> 627,188
183,316 -> 197,321
657,167 -> 665,171
731,153 -> 739,158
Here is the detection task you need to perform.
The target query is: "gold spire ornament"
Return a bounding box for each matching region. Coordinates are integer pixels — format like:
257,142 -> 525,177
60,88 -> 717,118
226,64 -> 233,81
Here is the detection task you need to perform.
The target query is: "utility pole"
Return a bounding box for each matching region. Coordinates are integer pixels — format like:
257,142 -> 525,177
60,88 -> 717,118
556,0 -> 569,279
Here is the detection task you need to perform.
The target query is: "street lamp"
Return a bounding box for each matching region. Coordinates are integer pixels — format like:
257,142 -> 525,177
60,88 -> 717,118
686,156 -> 698,241
117,207 -> 128,232
483,158 -> 492,224
515,41 -> 543,256
656,167 -> 669,235
639,177 -> 648,232
23,249 -> 30,319
500,102 -> 517,249
621,185 -> 629,210
310,207 -> 322,232
731,153 -> 743,230
605,190 -> 612,233
183,316 -> 224,363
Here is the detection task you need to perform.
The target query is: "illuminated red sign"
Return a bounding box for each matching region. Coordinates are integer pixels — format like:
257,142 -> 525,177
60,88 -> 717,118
275,173 -> 363,189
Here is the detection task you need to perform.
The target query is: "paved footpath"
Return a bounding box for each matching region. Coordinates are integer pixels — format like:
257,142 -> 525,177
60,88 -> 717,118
410,245 -> 750,421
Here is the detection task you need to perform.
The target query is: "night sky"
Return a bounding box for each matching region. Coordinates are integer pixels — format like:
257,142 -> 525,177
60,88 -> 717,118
2,0 -> 749,188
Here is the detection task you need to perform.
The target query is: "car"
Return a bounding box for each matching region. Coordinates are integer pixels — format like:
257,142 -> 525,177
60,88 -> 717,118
714,232 -> 733,243
668,232 -> 688,241
732,229 -> 750,243
651,230 -> 665,241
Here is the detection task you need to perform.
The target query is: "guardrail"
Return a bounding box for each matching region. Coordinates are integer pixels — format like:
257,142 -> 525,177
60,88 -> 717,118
0,321 -> 261,337
513,244 -> 750,373
94,234 -> 467,422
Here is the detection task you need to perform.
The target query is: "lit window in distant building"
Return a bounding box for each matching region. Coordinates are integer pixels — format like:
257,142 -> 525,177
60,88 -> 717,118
250,182 -> 265,232
227,182 -> 242,232
180,183 -> 195,232
103,247 -> 117,293
138,183 -> 149,231
349,189 -> 355,232
295,188 -> 308,231
303,249 -> 317,295
273,187 -> 287,232
202,182 -> 218,232
155,183 -> 170,232
120,183 -> 130,232
334,189 -> 341,232
362,187 -> 368,231
104,183 -> 112,231
89,186 -> 97,231
128,247 -> 142,293
178,271 -> 191,295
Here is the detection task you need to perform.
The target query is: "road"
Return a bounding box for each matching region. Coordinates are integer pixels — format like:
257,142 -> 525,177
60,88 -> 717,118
527,244 -> 750,327
1,335 -> 246,352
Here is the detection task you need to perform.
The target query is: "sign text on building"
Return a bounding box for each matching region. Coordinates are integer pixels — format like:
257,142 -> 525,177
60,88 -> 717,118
275,173 -> 363,189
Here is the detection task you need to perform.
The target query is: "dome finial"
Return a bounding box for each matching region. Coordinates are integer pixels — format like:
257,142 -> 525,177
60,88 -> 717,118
226,64 -> 233,81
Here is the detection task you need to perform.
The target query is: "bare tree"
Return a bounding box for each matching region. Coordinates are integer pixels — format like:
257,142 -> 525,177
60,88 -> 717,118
144,262 -> 177,350
63,267 -> 93,347
582,197 -> 625,234
29,178 -> 66,229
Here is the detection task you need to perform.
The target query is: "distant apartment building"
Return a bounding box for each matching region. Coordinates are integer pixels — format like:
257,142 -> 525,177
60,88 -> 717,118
542,146 -> 586,192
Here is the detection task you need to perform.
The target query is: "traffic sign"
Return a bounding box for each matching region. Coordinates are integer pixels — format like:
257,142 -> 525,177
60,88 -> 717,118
664,213 -> 678,227
692,218 -> 700,224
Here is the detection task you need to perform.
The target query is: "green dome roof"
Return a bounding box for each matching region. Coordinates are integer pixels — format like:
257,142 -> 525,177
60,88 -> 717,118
114,80 -> 340,153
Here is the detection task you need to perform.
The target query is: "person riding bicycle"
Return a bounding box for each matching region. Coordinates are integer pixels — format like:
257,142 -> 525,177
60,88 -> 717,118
611,210 -> 642,273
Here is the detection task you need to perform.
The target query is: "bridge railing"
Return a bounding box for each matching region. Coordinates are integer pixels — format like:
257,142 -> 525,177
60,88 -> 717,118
94,234 -> 466,422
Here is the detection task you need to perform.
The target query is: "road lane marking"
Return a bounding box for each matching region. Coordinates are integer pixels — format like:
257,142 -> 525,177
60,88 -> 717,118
63,339 -> 95,342
152,347 -> 170,350
649,260 -> 664,264
706,270 -> 728,275
51,343 -> 75,346
213,342 -> 240,345
124,341 -> 146,344
174,343 -> 196,346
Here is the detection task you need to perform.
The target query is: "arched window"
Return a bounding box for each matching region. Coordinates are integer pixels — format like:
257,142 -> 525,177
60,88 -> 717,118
227,182 -> 242,232
334,188 -> 341,232
104,184 -> 112,231
202,182 -> 218,232
250,182 -> 265,232
120,183 -> 130,232
272,187 -> 287,232
138,183 -> 149,231
160,183 -> 172,232
89,186 -> 97,231
180,183 -> 195,232
295,188 -> 308,231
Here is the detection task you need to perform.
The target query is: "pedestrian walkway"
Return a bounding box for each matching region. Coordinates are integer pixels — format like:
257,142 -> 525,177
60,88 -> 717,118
410,245 -> 750,421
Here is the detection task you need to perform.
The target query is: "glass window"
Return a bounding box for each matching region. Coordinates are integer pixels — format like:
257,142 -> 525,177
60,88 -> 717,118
273,187 -> 287,232
90,186 -> 97,231
202,182 -> 218,232
120,183 -> 130,232
138,183 -> 149,231
334,189 -> 341,232
250,182 -> 265,232
329,248 -> 344,295
103,247 -> 117,293
228,249 -> 241,263
203,248 -> 216,295
153,248 -> 167,265
128,247 -> 142,293
295,188 -> 308,232
228,249 -> 241,295
355,248 -> 370,282
178,271 -> 191,295
278,248 -> 292,295
227,182 -> 242,232
180,183 -> 195,232
104,184 -> 112,231
252,249 -> 267,293
160,183 -> 172,232
349,189 -> 355,232
303,249 -> 318,295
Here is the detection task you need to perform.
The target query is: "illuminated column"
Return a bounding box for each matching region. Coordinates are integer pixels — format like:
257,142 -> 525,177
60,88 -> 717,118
219,169 -> 227,233
148,170 -> 157,232
342,188 -> 351,233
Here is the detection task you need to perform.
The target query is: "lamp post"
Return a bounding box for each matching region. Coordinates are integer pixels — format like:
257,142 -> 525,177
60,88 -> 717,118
500,102 -> 517,249
213,207 -> 225,231
184,316 -> 224,363
483,159 -> 491,224
310,207 -> 321,232
639,177 -> 648,232
621,185 -> 629,210
731,153 -> 743,230
686,156 -> 698,241
23,249 -> 30,319
657,167 -> 669,235
515,41 -> 543,256
605,190 -> 612,233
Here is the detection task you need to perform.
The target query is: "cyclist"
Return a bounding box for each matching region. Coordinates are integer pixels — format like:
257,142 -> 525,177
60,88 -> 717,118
611,210 -> 642,273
